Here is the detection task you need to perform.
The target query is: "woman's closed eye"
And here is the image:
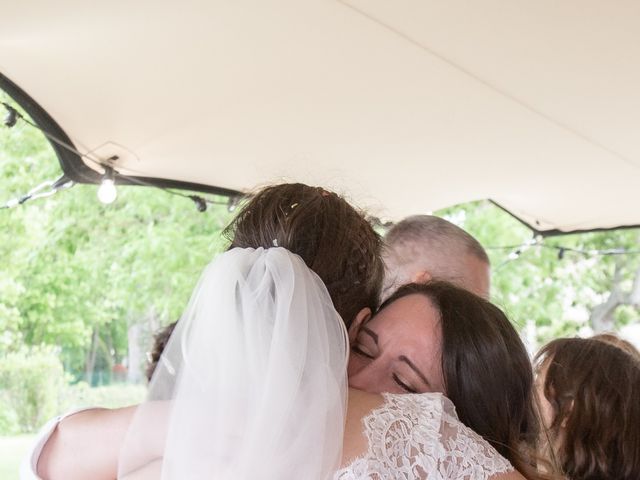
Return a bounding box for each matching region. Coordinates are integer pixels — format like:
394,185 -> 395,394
392,373 -> 418,394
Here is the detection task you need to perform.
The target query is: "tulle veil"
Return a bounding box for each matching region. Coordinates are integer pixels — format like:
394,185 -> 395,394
118,247 -> 349,479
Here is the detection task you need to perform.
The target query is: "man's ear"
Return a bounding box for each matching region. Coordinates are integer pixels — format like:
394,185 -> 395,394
411,270 -> 432,284
348,307 -> 372,344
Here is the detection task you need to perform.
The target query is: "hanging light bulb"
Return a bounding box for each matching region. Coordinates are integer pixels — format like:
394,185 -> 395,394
97,166 -> 117,204
3,103 -> 18,128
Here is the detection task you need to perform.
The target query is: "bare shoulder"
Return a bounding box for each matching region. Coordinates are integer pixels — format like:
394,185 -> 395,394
341,388 -> 384,466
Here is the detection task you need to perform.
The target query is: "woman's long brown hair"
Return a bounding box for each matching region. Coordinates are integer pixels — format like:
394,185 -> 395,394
536,337 -> 640,480
382,282 -> 556,480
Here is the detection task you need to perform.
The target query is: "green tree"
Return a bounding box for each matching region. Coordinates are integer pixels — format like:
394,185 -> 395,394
437,201 -> 640,350
1,91 -> 233,381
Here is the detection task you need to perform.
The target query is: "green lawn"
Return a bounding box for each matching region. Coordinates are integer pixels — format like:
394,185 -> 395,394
0,435 -> 36,480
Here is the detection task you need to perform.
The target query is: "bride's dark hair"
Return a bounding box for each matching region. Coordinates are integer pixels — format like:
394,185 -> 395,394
382,281 -> 555,480
225,183 -> 384,326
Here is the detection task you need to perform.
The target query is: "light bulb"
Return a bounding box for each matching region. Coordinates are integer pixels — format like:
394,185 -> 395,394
98,178 -> 117,204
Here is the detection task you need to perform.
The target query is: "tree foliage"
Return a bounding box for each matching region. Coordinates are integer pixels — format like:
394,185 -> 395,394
0,348 -> 66,432
437,202 -> 640,349
1,91 -> 233,379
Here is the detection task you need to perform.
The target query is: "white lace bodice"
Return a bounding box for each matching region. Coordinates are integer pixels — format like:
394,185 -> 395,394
334,393 -> 514,480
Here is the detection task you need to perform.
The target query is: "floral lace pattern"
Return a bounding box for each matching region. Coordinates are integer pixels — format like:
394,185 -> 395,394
334,393 -> 513,480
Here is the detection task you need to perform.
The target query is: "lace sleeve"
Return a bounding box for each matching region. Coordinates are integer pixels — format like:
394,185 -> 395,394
335,393 -> 514,480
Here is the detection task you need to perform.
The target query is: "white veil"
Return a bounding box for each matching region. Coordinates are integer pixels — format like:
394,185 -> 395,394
118,247 -> 349,479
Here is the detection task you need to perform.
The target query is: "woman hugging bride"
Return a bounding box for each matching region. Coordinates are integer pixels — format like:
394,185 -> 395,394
27,183 -> 548,480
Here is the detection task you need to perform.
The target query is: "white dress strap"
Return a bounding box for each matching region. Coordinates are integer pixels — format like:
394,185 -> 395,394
19,407 -> 94,480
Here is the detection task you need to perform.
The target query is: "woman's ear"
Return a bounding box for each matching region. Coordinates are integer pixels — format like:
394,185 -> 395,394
411,270 -> 432,284
348,308 -> 372,344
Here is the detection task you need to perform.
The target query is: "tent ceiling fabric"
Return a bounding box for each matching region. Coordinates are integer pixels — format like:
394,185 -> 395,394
2,0 -> 639,234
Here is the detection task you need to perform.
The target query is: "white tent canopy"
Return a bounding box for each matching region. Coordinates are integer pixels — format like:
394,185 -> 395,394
2,1 -> 640,234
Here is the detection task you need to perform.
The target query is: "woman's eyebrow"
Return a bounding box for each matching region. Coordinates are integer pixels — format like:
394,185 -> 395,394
361,327 -> 378,344
399,355 -> 430,387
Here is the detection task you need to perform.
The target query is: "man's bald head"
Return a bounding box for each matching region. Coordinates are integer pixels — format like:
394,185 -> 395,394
383,215 -> 490,299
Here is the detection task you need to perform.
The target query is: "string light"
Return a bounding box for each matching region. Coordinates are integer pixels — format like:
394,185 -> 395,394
3,102 -> 638,244
97,166 -> 117,204
0,175 -> 74,209
227,196 -> 240,212
489,240 -> 640,272
1,101 -> 239,211
3,103 -> 17,127
486,242 -> 640,257
189,195 -> 207,212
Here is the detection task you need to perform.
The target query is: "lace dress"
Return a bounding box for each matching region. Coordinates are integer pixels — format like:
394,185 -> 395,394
334,393 -> 514,480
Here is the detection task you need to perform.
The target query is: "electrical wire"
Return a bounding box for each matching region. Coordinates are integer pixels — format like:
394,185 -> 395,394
1,102 -> 242,211
2,102 -> 638,248
486,242 -> 640,257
